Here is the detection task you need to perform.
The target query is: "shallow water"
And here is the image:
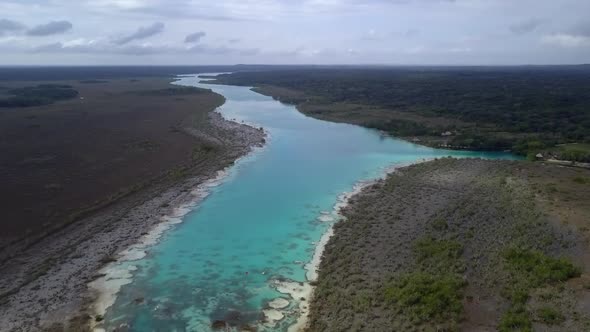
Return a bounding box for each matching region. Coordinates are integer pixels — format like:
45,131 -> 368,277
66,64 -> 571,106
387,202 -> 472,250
101,74 -> 518,331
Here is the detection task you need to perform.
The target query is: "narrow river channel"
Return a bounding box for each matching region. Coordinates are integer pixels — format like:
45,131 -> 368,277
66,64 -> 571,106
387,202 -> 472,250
100,74 -> 517,331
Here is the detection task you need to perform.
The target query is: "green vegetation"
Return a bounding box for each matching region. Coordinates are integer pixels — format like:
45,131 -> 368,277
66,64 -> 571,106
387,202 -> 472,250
499,307 -> 532,332
217,68 -> 590,155
414,237 -> 463,272
136,87 -> 209,96
384,272 -> 465,323
499,248 -> 580,330
307,158 -> 590,331
536,306 -> 565,325
548,143 -> 590,162
367,118 -> 431,137
503,248 -> 580,286
0,84 -> 78,107
384,236 -> 466,327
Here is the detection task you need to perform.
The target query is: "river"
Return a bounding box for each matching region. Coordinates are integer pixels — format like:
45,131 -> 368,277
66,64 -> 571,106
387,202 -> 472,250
99,74 -> 517,331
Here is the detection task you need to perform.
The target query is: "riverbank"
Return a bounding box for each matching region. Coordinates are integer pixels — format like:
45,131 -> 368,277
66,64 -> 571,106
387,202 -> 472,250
275,160 -> 433,332
224,84 -> 505,154
306,158 -> 590,331
211,68 -> 590,158
0,79 -> 266,332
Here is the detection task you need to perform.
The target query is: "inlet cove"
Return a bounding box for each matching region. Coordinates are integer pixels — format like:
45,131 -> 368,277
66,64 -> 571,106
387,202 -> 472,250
96,74 -> 516,331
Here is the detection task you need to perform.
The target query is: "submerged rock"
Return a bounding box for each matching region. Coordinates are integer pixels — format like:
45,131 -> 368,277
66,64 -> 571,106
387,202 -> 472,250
211,320 -> 228,330
241,324 -> 257,331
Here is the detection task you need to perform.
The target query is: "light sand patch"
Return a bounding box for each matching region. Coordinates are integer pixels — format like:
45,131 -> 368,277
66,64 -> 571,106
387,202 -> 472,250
317,214 -> 335,222
269,297 -> 290,309
305,226 -> 333,282
269,280 -> 313,332
263,308 -> 285,323
88,265 -> 136,317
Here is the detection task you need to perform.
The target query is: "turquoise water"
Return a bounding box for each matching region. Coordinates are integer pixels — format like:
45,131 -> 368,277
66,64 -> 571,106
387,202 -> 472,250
101,74 -> 517,331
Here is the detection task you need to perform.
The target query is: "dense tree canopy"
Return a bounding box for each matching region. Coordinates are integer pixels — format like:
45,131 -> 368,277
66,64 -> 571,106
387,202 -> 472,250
218,67 -> 590,150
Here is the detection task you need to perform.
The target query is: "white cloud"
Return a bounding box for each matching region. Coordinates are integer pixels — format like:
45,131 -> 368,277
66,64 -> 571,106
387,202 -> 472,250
88,0 -> 147,10
542,33 -> 590,48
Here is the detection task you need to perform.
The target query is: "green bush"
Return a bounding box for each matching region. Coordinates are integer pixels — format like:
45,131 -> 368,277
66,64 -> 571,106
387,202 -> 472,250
537,306 -> 565,325
414,237 -> 463,263
559,149 -> 590,162
499,307 -> 532,332
513,139 -> 550,156
503,248 -> 581,286
431,218 -> 448,231
384,272 -> 465,323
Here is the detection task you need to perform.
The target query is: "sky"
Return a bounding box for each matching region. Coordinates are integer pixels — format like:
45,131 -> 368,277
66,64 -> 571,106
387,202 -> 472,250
0,0 -> 589,65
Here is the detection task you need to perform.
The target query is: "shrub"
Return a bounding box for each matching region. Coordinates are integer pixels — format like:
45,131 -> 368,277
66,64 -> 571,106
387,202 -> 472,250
559,149 -> 590,162
431,218 -> 448,231
499,307 -> 532,332
537,306 -> 565,325
503,248 -> 581,286
414,237 -> 463,272
384,272 -> 465,323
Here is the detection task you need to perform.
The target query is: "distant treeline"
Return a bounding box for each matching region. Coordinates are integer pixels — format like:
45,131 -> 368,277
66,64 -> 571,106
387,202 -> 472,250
135,87 -> 210,97
0,84 -> 79,108
0,65 -> 321,81
217,67 -> 590,154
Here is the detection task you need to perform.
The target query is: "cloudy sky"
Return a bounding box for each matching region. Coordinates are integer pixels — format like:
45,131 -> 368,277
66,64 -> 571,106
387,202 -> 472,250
0,0 -> 589,65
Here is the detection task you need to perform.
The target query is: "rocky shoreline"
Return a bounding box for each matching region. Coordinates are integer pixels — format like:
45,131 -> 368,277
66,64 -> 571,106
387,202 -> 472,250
0,110 -> 265,332
283,160 -> 429,332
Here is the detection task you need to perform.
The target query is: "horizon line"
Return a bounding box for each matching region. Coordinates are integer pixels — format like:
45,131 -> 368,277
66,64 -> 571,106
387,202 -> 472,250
0,63 -> 589,68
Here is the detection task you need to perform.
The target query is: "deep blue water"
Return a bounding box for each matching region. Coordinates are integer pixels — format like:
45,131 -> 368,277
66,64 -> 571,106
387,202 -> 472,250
100,74 -> 517,331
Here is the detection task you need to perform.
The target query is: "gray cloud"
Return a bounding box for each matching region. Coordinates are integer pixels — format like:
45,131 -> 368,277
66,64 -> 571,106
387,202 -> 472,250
27,20 -> 72,36
3,0 -> 590,65
509,18 -> 545,34
184,31 -> 206,43
114,22 -> 164,45
33,40 -> 259,57
0,18 -> 26,36
570,21 -> 590,37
